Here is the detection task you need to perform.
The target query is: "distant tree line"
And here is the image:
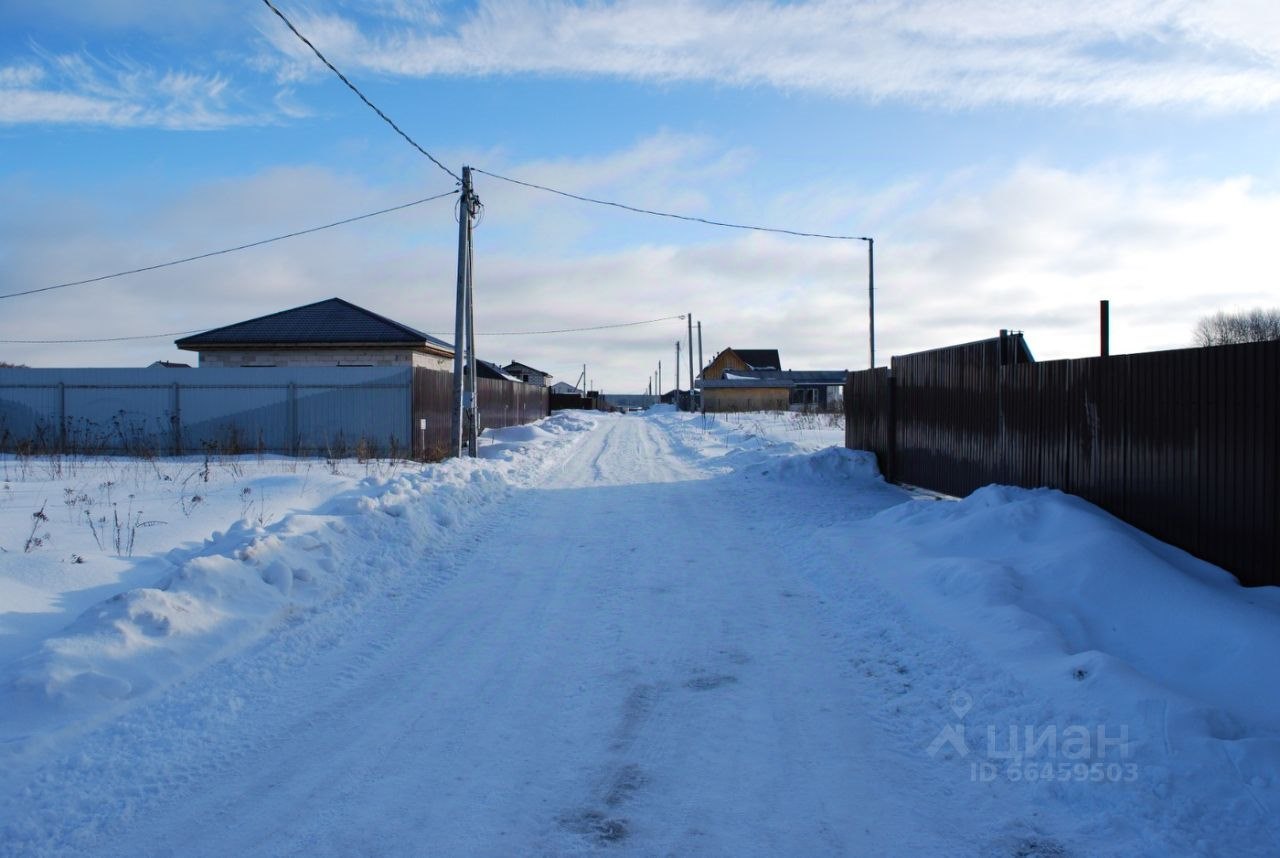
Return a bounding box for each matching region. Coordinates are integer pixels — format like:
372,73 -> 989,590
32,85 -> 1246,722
0,361 -> 28,368
1193,308 -> 1280,347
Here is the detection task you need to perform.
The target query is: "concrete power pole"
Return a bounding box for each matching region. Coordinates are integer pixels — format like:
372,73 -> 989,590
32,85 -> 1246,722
697,321 -> 703,379
465,202 -> 478,456
867,237 -> 876,369
675,341 -> 681,407
687,314 -> 694,409
451,166 -> 479,458
697,320 -> 704,413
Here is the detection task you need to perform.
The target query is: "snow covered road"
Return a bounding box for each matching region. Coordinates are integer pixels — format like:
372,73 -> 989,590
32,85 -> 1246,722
3,410 -> 1278,856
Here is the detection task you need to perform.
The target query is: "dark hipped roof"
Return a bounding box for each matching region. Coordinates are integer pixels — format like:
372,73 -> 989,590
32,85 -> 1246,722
476,359 -> 521,382
730,349 -> 782,370
175,298 -> 453,353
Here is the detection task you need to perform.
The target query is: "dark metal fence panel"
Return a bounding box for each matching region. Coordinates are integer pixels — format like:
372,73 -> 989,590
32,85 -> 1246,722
550,392 -> 597,410
845,339 -> 1280,586
844,368 -> 892,477
410,368 -> 454,459
477,377 -> 550,431
410,369 -> 551,460
893,338 -> 1003,497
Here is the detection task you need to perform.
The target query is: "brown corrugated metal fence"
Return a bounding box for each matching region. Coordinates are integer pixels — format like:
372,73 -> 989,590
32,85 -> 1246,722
411,368 -> 550,460
845,338 -> 1279,587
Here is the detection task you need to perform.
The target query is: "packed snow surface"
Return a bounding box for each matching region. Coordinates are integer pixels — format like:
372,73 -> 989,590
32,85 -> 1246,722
1,408 -> 1277,856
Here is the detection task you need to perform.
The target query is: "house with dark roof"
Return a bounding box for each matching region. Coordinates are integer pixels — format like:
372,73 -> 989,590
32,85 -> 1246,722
175,298 -> 454,370
700,348 -> 782,381
503,361 -> 553,386
476,359 -> 521,382
701,368 -> 848,412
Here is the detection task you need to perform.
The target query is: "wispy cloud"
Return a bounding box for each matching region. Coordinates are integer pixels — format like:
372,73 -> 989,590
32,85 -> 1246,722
0,49 -> 260,129
260,0 -> 1280,111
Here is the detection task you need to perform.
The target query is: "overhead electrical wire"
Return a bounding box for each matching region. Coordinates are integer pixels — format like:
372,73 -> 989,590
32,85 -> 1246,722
428,314 -> 688,337
0,190 -> 458,301
8,314 -> 687,346
261,0 -> 460,184
472,168 -> 871,242
6,7 -> 873,344
263,0 -> 861,242
0,330 -> 204,344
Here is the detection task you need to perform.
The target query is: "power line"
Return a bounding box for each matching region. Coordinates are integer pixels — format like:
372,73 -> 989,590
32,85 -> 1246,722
0,329 -> 203,344
472,168 -> 871,242
6,313 -> 687,346
429,314 -> 687,337
0,190 -> 458,301
261,0 -> 460,184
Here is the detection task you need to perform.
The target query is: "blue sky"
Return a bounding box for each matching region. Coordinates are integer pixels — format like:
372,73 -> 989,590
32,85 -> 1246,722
2,0 -> 1279,391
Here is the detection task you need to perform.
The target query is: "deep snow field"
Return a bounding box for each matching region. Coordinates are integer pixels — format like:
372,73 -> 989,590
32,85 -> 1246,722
1,406 -> 1277,857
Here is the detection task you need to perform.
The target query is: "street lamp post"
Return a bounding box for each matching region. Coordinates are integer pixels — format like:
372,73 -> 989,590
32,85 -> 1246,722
866,237 -> 875,369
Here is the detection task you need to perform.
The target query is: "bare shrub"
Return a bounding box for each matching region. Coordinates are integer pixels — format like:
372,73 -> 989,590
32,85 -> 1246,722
1194,308 -> 1280,346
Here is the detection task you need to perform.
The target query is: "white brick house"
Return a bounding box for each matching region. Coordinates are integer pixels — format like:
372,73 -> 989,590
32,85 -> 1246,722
176,298 -> 453,370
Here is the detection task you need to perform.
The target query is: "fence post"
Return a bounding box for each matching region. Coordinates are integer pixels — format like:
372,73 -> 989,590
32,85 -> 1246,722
885,370 -> 897,484
288,382 -> 298,456
58,382 -> 67,452
171,382 -> 182,455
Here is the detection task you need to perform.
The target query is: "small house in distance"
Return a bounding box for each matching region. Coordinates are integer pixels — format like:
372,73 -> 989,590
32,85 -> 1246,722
175,298 -> 453,369
696,346 -> 846,411
701,348 -> 782,381
503,361 -> 553,386
476,360 -> 521,382
699,378 -> 791,411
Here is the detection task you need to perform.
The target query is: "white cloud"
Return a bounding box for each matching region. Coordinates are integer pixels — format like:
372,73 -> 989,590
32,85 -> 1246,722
879,163 -> 1280,360
258,0 -> 1280,111
2,146 -> 1277,389
0,50 -> 260,129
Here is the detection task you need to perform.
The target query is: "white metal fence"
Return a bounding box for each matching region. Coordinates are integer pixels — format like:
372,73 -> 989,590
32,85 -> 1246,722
0,367 -> 413,456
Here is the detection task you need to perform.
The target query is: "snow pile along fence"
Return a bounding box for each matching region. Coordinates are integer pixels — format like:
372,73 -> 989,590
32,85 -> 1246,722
844,335 -> 1279,587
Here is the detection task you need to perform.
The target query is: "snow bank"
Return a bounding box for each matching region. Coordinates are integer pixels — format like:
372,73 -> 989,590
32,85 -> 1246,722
833,484 -> 1280,840
647,409 -> 847,471
740,446 -> 884,485
656,410 -> 1280,844
0,413 -> 593,757
858,485 -> 1280,734
478,411 -> 596,460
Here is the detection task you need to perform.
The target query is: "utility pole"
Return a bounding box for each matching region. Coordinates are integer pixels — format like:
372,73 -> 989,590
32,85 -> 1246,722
867,237 -> 876,369
687,314 -> 694,410
697,320 -> 704,413
697,321 -> 703,378
465,199 -> 478,456
675,341 -> 681,407
450,166 -> 479,458
658,361 -> 662,400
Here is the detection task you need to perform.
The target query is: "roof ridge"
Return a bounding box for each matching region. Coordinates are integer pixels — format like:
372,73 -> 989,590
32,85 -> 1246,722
175,297 -> 452,351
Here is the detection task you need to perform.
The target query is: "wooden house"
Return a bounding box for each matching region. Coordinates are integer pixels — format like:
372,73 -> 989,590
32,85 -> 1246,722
701,348 -> 782,380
